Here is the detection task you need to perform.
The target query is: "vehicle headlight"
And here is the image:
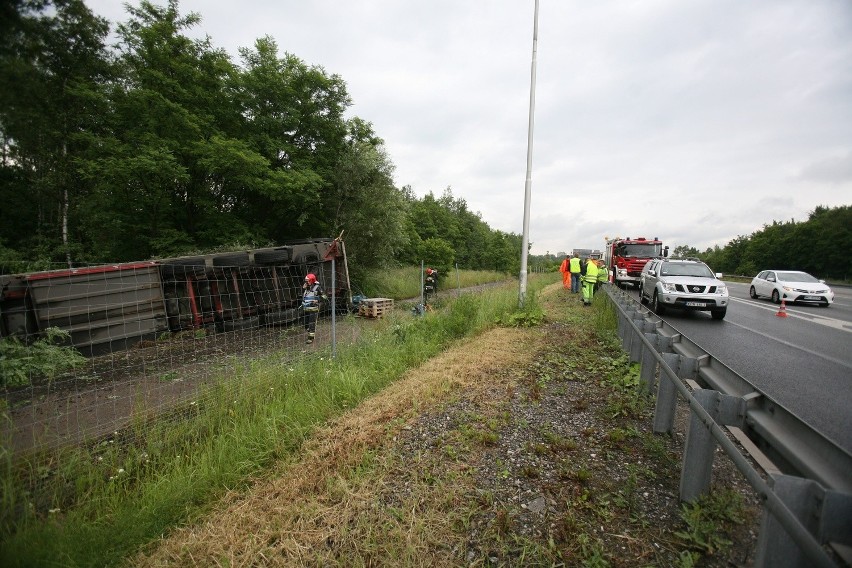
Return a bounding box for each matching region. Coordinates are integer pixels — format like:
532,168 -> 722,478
716,285 -> 727,295
782,286 -> 794,292
662,282 -> 677,292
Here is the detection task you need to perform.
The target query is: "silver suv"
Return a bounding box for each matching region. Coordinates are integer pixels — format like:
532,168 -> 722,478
639,258 -> 729,320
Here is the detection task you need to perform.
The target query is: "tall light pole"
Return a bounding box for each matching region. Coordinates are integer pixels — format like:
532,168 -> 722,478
518,0 -> 540,308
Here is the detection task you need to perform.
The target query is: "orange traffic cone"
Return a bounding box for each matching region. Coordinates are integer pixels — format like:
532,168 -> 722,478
776,300 -> 788,318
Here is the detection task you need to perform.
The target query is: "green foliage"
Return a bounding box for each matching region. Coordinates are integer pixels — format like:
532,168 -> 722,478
0,3 -> 526,275
675,490 -> 745,555
0,328 -> 86,387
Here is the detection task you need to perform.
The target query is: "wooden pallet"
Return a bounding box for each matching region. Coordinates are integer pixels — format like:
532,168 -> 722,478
359,298 -> 394,318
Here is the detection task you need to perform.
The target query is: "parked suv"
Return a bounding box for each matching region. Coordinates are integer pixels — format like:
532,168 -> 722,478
639,258 -> 729,320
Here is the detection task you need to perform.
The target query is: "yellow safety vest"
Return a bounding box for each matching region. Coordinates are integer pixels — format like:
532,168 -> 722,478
584,261 -> 599,282
569,257 -> 581,273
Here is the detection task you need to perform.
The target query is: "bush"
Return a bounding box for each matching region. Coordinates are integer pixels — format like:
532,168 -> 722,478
0,328 -> 86,388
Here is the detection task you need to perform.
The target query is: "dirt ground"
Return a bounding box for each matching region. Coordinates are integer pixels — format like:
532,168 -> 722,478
129,284 -> 768,567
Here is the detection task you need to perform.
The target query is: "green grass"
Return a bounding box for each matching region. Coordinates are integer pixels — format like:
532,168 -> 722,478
0,273 -> 556,567
357,266 -> 511,299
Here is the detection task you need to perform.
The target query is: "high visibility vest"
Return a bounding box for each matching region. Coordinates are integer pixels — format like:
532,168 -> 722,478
597,263 -> 608,283
569,257 -> 581,273
584,261 -> 599,282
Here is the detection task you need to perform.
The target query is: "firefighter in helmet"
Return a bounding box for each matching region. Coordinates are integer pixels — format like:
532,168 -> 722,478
302,273 -> 325,344
424,267 -> 438,303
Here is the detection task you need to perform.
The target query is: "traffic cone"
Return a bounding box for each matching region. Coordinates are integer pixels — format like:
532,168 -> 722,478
775,300 -> 788,318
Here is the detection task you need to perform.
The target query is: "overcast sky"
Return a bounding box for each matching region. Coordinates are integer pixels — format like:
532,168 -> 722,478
86,0 -> 852,256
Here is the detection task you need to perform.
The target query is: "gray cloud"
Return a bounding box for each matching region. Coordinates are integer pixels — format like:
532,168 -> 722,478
86,0 -> 852,256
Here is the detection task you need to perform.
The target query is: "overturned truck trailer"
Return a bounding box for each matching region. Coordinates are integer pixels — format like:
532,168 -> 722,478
0,238 -> 350,356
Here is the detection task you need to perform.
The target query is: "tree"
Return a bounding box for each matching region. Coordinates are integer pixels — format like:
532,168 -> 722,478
418,237 -> 455,277
234,35 -> 350,243
672,245 -> 699,259
327,118 -> 409,270
0,0 -> 112,265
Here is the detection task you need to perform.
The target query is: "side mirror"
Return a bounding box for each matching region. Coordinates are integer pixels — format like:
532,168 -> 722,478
715,273 -> 723,279
663,246 -> 669,258
819,279 -> 826,284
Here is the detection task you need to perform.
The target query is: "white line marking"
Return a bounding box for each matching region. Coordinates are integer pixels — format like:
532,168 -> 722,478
729,297 -> 852,333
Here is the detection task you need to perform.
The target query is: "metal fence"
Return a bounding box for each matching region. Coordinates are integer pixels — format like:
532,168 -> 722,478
1,244 -> 356,457
604,285 -> 851,567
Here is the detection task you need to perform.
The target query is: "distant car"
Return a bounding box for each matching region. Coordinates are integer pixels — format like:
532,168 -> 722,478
749,270 -> 834,307
639,258 -> 729,319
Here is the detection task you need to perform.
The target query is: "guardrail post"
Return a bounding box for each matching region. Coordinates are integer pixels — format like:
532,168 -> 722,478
639,332 -> 659,393
654,353 -> 681,434
755,474 -> 852,568
629,317 -> 645,362
654,354 -> 699,434
680,389 -> 746,502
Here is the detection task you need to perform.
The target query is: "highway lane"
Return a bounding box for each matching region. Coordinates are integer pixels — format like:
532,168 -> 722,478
621,282 -> 852,454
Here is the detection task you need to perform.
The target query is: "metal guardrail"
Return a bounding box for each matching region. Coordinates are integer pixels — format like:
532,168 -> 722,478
604,285 -> 852,567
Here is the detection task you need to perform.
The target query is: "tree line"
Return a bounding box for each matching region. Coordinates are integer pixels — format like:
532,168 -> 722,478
670,205 -> 851,281
0,0 -> 523,281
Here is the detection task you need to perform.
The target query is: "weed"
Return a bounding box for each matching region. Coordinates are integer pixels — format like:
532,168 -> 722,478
521,464 -> 539,478
159,371 -> 179,383
494,508 -> 513,535
675,489 -> 745,555
0,328 -> 86,388
544,430 -> 578,452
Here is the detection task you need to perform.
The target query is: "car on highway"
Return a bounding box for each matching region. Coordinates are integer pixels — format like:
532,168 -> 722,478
639,257 -> 729,319
749,270 -> 834,307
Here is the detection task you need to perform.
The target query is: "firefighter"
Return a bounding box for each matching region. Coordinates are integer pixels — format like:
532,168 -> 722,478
559,255 -> 570,289
302,273 -> 325,344
424,268 -> 438,303
582,257 -> 599,306
569,253 -> 582,294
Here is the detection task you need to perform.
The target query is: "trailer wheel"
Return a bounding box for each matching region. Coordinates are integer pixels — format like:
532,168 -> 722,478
212,252 -> 250,267
221,316 -> 260,332
254,248 -> 292,264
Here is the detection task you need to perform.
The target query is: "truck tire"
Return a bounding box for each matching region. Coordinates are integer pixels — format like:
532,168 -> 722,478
711,309 -> 727,320
221,316 -> 260,332
212,252 -> 250,267
254,248 -> 292,265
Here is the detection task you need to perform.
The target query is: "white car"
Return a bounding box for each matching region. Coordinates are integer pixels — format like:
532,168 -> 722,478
749,270 -> 834,307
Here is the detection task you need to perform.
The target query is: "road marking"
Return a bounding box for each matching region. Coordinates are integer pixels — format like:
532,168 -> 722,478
723,316 -> 852,371
729,297 -> 852,333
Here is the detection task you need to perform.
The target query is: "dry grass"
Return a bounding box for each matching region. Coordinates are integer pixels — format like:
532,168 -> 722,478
133,326 -> 538,567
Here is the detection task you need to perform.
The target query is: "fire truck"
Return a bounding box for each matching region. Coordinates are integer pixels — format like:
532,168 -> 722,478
603,236 -> 668,289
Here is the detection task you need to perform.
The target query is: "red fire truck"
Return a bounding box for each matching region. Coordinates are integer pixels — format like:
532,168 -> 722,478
603,236 -> 668,289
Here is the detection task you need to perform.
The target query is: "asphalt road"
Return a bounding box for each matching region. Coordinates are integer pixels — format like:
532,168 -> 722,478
622,282 -> 852,455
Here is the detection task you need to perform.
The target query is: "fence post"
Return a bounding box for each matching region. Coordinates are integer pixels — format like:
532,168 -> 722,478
680,389 -> 746,501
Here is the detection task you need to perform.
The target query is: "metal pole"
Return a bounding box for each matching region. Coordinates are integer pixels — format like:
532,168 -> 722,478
518,0 -> 539,308
331,256 -> 336,358
456,262 -> 460,291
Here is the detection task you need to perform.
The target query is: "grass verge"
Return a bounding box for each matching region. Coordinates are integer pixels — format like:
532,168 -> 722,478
0,275 -> 554,567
